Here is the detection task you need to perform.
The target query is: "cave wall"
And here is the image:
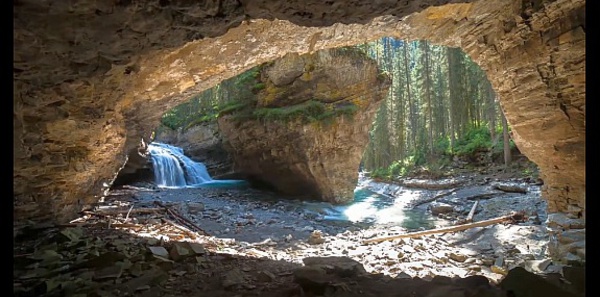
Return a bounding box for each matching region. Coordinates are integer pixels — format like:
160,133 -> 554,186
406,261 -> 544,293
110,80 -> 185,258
14,0 -> 584,234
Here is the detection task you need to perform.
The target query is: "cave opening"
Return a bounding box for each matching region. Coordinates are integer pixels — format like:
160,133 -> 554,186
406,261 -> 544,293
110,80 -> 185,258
111,36 -> 543,230
91,38 -> 568,294
14,0 -> 585,296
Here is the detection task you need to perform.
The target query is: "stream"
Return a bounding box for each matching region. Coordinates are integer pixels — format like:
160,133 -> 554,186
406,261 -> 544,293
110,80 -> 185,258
102,141 -> 553,281
123,142 -> 545,245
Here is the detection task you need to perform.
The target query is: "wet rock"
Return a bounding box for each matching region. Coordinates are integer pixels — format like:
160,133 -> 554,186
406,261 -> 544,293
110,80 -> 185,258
429,202 -> 455,216
187,202 -> 205,214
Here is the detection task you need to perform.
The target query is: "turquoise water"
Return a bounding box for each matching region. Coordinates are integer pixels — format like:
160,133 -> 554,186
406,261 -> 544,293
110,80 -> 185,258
148,142 -> 437,230
148,142 -> 248,189
303,188 -> 438,230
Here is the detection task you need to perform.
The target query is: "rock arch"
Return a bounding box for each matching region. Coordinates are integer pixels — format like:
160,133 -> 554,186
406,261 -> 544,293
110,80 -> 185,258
14,0 -> 584,244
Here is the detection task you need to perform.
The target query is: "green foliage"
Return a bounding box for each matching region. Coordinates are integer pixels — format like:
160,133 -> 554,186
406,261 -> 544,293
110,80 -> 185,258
433,136 -> 451,155
370,167 -> 391,179
452,126 -> 491,156
160,66 -> 263,131
369,148 -> 429,180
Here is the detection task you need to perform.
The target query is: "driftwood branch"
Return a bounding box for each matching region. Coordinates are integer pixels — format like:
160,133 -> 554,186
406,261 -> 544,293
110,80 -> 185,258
154,201 -> 210,236
411,189 -> 458,208
465,200 -> 479,223
162,218 -> 198,239
57,222 -> 143,229
82,207 -> 164,216
362,212 -> 524,244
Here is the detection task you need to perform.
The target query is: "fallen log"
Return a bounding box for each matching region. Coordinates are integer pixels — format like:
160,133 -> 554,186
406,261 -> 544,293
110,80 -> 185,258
491,183 -> 527,194
362,212 -> 524,244
411,189 -> 458,208
402,179 -> 464,190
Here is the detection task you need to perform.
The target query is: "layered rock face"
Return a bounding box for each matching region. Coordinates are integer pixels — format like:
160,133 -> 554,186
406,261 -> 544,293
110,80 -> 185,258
14,0 -> 585,262
218,49 -> 390,203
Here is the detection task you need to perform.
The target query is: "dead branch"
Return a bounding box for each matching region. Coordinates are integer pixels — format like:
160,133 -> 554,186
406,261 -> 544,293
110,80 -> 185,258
465,200 -> 479,223
162,218 -> 198,239
124,205 -> 135,222
362,212 -> 522,244
82,207 -> 163,216
57,222 -> 143,229
154,201 -> 210,236
411,189 -> 458,208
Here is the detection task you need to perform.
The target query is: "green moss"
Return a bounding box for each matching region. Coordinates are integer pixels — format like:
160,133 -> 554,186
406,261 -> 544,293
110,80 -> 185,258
252,82 -> 266,93
218,101 -> 250,116
251,100 -> 358,124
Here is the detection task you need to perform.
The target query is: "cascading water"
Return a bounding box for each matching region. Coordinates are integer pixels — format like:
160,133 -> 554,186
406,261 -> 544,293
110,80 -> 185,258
148,142 -> 246,188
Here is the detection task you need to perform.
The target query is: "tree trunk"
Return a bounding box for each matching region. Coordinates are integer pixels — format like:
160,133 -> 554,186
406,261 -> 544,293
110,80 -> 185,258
501,109 -> 511,167
424,41 -> 434,154
403,42 -> 416,149
488,83 -> 496,143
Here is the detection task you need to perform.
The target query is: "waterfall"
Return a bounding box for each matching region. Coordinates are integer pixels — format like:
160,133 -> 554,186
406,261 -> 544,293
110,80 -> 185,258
148,142 -> 244,188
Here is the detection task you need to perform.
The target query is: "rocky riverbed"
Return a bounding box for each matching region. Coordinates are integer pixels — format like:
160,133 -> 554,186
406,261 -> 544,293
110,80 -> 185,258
13,171 -> 585,297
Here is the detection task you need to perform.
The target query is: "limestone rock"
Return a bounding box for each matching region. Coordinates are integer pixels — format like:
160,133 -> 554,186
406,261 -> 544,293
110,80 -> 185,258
218,47 -> 390,204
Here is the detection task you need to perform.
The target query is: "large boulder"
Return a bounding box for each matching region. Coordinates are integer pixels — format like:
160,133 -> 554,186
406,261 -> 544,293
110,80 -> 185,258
218,48 -> 390,203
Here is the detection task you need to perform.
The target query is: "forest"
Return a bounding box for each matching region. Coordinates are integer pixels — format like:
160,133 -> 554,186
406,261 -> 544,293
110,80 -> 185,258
157,37 -> 533,181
